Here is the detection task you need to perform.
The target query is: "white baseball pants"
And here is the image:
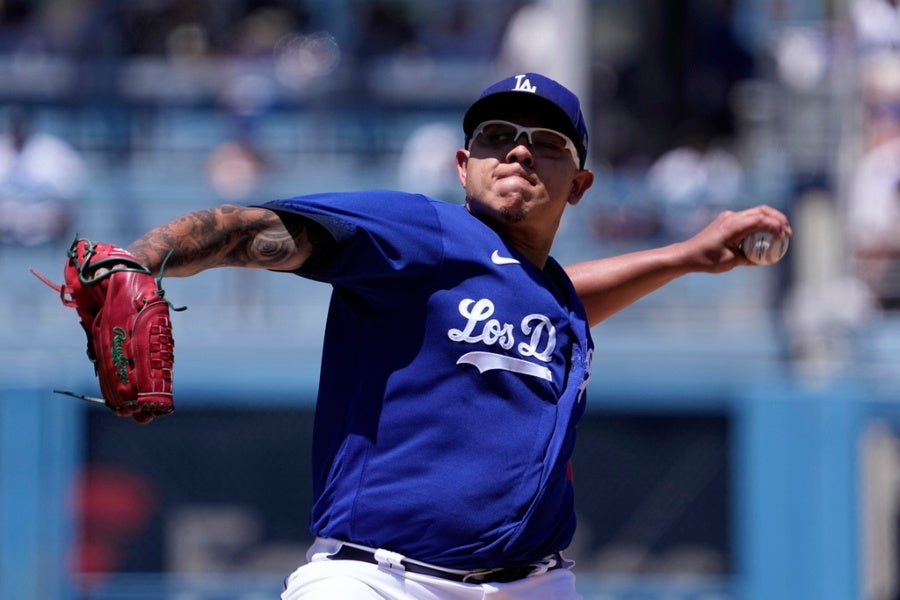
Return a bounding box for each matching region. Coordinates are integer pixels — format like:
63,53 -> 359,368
281,538 -> 583,600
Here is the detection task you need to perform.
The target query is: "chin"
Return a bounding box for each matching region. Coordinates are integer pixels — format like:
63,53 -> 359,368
466,194 -> 528,225
499,205 -> 527,224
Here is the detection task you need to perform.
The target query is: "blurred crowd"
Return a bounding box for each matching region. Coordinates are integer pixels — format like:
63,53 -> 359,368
0,0 -> 898,359
847,0 -> 900,311
0,105 -> 85,245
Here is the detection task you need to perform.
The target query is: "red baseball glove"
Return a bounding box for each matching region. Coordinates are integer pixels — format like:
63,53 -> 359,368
33,237 -> 180,423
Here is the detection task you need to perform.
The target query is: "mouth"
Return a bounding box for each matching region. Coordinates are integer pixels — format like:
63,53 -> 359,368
494,174 -> 533,197
496,167 -> 537,191
497,164 -> 534,179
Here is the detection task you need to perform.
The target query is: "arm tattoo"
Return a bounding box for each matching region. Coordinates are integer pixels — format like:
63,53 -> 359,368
247,214 -> 310,269
127,205 -> 316,276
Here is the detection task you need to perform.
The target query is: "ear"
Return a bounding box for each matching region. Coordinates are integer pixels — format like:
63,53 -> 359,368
455,149 -> 469,187
567,169 -> 594,206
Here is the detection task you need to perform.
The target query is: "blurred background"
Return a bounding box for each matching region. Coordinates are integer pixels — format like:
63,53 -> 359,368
0,0 -> 899,598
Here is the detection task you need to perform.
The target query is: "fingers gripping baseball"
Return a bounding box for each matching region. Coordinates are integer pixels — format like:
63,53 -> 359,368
687,205 -> 792,273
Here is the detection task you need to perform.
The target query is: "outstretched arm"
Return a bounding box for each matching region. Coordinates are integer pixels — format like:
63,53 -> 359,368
566,205 -> 792,327
127,204 -> 318,276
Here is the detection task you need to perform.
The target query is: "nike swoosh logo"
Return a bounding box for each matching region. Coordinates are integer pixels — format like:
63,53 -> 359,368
491,250 -> 520,265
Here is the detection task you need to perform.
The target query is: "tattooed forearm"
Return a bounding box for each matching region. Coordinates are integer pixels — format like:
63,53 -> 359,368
127,205 -> 314,276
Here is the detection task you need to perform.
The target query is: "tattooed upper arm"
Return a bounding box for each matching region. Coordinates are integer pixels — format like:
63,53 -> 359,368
127,205 -> 328,276
248,210 -> 335,272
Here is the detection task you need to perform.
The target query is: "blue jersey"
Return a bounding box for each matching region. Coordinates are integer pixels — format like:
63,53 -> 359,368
258,191 -> 594,569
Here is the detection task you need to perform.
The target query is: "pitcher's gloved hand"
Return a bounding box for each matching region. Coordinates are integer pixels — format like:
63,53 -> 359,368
33,237 -> 179,423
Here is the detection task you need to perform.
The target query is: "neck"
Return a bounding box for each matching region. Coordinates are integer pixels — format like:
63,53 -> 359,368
471,212 -> 555,269
509,239 -> 552,269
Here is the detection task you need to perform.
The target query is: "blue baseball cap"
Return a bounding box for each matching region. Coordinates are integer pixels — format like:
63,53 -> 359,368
463,72 -> 589,169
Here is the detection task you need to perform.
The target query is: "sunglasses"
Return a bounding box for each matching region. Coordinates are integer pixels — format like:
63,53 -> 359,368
470,120 -> 579,167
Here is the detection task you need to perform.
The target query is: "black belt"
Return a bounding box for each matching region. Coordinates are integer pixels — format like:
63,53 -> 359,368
327,544 -> 552,584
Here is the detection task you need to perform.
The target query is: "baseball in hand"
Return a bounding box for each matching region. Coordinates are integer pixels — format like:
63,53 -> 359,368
741,231 -> 789,265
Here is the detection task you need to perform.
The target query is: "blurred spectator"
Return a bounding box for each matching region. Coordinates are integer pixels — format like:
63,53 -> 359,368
495,1 -> 562,77
396,122 -> 460,202
646,140 -> 745,240
204,121 -> 268,203
850,0 -> 900,60
847,54 -> 900,310
0,106 -> 86,246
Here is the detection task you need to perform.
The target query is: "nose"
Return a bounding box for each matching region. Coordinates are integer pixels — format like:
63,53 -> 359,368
507,133 -> 534,166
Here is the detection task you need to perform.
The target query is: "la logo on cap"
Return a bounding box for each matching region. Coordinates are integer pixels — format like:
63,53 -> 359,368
512,74 -> 537,93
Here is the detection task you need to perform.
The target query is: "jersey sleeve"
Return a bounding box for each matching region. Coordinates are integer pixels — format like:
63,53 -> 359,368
256,190 -> 446,289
